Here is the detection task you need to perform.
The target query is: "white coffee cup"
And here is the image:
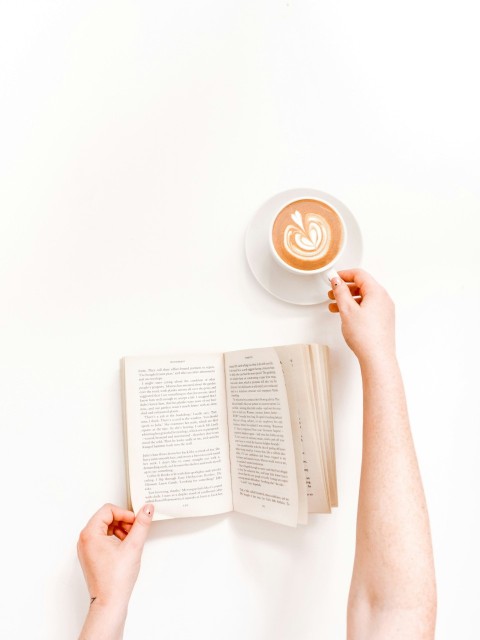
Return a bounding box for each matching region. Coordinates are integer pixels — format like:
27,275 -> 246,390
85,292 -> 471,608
269,196 -> 347,281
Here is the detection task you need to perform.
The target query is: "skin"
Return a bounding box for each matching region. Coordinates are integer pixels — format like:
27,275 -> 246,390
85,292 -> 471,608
77,269 -> 436,639
77,503 -> 154,639
330,269 -> 436,639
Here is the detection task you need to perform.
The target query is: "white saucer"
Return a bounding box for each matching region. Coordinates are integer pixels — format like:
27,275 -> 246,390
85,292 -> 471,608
245,188 -> 363,305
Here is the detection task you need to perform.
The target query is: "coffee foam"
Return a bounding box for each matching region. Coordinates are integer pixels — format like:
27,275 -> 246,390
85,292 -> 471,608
272,199 -> 344,271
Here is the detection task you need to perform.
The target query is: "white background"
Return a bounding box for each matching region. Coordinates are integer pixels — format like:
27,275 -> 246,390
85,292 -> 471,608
1,1 -> 479,638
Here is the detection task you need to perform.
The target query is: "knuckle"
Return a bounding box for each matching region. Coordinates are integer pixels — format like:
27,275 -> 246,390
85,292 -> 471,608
343,302 -> 358,317
128,536 -> 142,550
77,527 -> 91,548
135,516 -> 149,530
381,289 -> 395,308
78,527 -> 89,541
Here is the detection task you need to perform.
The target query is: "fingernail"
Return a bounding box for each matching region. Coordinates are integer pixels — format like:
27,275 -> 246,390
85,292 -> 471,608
143,504 -> 154,517
331,277 -> 341,288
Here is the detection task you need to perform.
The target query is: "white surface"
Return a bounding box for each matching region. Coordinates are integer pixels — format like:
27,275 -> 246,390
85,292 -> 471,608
1,2 -> 479,639
245,187 -> 363,304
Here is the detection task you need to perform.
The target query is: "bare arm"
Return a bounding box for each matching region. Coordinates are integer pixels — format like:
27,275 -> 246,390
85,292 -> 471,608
330,269 -> 436,640
77,503 -> 154,639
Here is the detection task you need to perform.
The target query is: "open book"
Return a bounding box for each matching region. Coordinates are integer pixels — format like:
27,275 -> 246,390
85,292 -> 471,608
121,345 -> 337,527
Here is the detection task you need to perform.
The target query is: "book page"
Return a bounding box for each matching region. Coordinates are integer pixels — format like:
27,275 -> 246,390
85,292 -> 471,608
274,345 -> 309,525
276,345 -> 331,514
309,344 -> 337,507
122,354 -> 233,520
224,348 -> 299,527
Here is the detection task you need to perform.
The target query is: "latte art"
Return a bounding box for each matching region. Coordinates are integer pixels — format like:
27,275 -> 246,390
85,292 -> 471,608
284,210 -> 331,263
272,198 -> 345,271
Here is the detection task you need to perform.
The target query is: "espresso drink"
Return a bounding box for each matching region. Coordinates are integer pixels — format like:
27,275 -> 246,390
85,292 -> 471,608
272,198 -> 345,271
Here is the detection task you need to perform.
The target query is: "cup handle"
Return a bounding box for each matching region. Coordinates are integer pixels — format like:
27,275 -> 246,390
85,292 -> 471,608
323,268 -> 339,286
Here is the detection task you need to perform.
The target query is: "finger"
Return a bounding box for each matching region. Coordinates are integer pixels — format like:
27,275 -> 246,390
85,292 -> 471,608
328,284 -> 360,300
113,526 -> 128,541
124,504 -> 155,552
330,276 -> 358,314
328,297 -> 361,312
85,504 -> 136,536
107,519 -> 130,536
337,269 -> 379,296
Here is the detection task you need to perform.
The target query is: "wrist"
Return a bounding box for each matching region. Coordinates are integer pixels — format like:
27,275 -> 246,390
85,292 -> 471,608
79,600 -> 129,640
358,350 -> 398,375
88,596 -> 129,628
91,597 -> 129,619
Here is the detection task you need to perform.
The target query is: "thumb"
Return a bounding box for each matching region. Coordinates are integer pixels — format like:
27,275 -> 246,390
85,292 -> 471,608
125,504 -> 154,551
331,276 -> 357,314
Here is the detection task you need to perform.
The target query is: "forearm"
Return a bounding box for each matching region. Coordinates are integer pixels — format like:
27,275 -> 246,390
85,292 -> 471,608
78,601 -> 128,640
349,355 -> 436,615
